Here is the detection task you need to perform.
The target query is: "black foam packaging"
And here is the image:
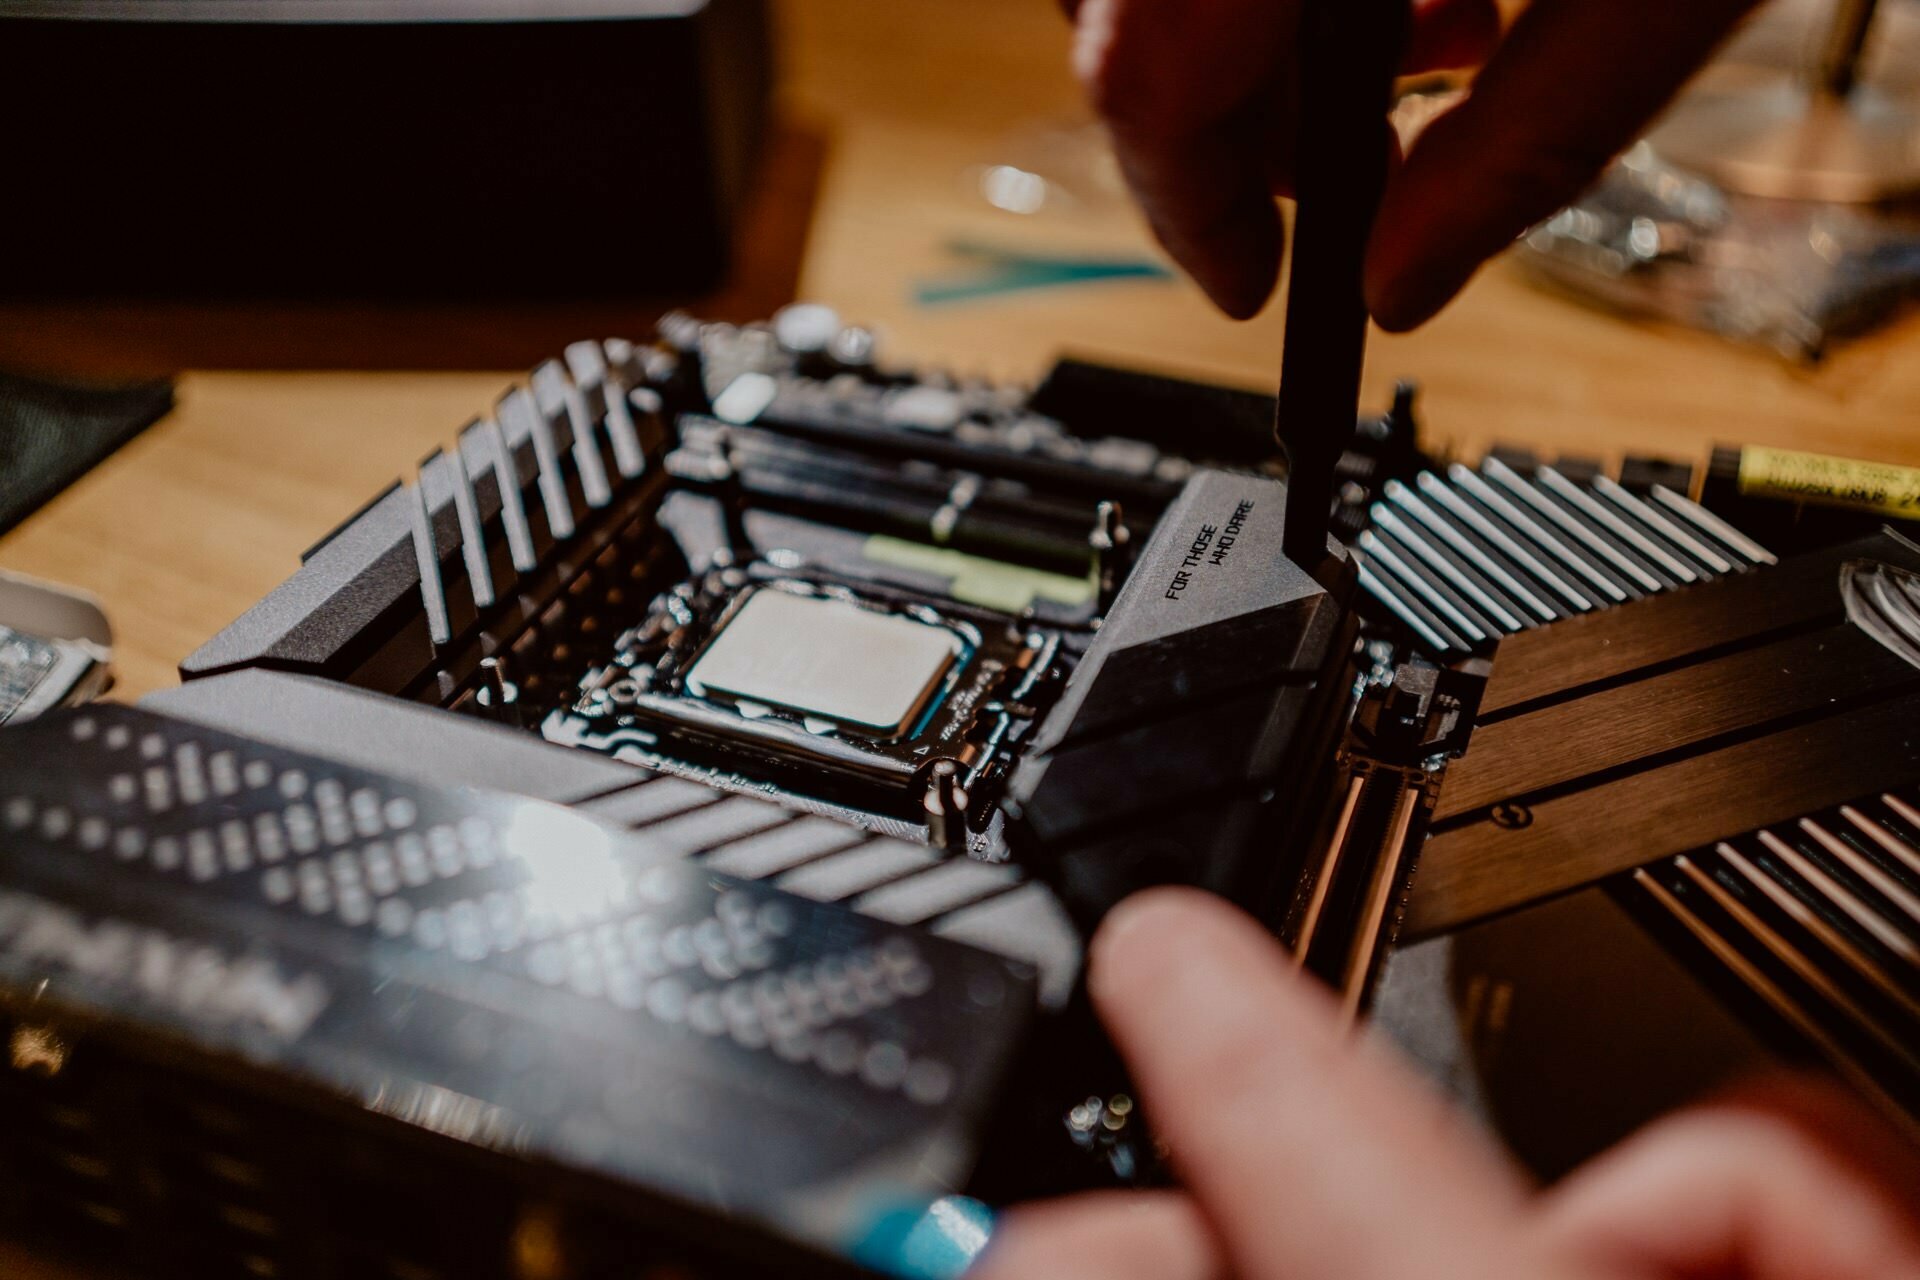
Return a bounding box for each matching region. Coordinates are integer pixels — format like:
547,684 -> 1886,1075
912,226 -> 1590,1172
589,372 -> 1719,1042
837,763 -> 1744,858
0,1 -> 770,298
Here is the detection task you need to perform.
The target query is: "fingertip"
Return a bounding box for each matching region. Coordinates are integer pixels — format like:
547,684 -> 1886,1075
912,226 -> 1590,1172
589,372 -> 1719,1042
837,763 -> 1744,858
1207,289 -> 1271,323
1200,267 -> 1279,321
1540,1090 -> 1920,1280
1091,886 -> 1218,967
1373,0 -> 1765,335
1364,211 -> 1469,331
1366,288 -> 1442,333
1125,167 -> 1281,322
1082,889 -> 1536,1278
1702,1072 -> 1920,1217
1087,887 -> 1267,1014
1094,884 -> 1243,943
1177,214 -> 1283,321
1359,271 -> 1427,333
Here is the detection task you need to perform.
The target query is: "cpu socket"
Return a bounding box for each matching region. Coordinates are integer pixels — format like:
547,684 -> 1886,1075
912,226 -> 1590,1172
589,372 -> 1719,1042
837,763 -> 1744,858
546,578 -> 1063,829
685,589 -> 964,738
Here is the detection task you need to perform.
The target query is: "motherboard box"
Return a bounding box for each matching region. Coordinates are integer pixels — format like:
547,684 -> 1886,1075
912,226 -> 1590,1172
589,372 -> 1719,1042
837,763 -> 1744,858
0,1 -> 770,297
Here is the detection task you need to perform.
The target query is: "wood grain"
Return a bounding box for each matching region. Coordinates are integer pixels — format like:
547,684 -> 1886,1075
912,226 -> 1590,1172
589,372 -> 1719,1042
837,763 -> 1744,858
0,1241 -> 111,1280
1439,624 -> 1920,820
1410,688 -> 1920,940
0,1 -> 1918,1273
4,0 -> 1920,705
1477,534 -> 1920,717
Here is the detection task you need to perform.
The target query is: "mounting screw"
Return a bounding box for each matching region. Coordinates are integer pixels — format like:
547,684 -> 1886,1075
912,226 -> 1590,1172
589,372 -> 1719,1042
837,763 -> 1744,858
1490,802 -> 1533,830
476,656 -> 524,729
923,760 -> 971,855
1090,500 -> 1130,615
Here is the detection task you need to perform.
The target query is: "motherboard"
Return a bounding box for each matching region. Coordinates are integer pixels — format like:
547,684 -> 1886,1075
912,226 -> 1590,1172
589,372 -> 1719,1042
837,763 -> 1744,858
3,307 -> 1917,1279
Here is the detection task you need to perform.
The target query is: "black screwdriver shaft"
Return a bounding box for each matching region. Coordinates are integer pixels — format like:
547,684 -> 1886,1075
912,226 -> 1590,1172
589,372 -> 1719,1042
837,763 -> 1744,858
1276,0 -> 1411,583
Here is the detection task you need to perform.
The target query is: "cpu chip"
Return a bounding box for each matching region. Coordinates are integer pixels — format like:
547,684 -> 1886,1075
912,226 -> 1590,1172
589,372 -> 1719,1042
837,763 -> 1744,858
685,589 -> 964,737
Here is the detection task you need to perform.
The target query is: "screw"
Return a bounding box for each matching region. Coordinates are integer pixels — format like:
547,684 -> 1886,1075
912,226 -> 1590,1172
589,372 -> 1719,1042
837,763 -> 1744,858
1490,802 -> 1534,830
1090,501 -> 1129,614
923,760 -> 971,854
476,656 -> 523,728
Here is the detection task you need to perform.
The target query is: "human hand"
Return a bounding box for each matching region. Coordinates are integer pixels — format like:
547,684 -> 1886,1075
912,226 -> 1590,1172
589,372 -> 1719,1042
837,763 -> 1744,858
969,887 -> 1920,1280
1065,0 -> 1764,327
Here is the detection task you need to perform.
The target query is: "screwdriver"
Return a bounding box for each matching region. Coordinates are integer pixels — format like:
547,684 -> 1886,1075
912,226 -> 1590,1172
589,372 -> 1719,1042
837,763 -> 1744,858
1275,0 -> 1412,586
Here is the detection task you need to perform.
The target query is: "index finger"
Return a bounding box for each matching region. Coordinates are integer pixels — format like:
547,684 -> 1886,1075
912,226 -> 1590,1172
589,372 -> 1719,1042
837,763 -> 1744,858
1538,1077 -> 1920,1279
1071,0 -> 1499,320
1072,0 -> 1298,318
1367,0 -> 1764,329
1089,888 -> 1550,1280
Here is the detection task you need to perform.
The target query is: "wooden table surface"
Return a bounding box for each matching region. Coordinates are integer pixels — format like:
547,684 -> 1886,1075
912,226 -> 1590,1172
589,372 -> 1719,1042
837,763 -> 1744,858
1,2 -> 1919,1273
4,0 -> 1920,703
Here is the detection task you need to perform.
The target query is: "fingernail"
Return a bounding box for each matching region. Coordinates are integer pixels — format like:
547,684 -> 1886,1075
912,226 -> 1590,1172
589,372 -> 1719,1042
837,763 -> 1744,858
1200,265 -> 1276,321
1369,280 -> 1435,332
1088,887 -> 1208,997
1370,260 -> 1474,331
1211,282 -> 1266,321
1094,887 -> 1180,948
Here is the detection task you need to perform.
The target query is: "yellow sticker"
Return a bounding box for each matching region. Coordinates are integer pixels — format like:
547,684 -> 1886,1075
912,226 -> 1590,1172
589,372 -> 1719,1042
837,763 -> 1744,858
862,536 -> 1095,613
1737,446 -> 1920,522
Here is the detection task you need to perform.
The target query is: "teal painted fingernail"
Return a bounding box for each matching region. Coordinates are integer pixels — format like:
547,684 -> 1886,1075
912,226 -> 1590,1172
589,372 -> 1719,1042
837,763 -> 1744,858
849,1196 -> 996,1279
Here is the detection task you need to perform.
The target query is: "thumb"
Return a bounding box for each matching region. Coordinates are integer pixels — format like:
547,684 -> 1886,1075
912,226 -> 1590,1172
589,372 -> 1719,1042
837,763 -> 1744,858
1538,1077 -> 1920,1280
1090,888 -> 1583,1280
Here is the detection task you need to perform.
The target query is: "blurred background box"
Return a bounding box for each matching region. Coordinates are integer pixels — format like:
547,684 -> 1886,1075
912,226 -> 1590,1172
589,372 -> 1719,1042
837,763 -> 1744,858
0,0 -> 771,298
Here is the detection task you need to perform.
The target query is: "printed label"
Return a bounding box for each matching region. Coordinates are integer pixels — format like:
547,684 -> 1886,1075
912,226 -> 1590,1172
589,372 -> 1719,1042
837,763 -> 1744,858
1165,500 -> 1256,601
1738,446 -> 1920,522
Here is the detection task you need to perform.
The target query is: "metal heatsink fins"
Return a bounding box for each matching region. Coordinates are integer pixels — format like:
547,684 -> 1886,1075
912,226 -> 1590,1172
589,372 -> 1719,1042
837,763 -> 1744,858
571,770 -> 1082,1007
1356,458 -> 1775,654
406,343 -> 651,651
0,705 -> 1039,1273
1633,789 -> 1920,1123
